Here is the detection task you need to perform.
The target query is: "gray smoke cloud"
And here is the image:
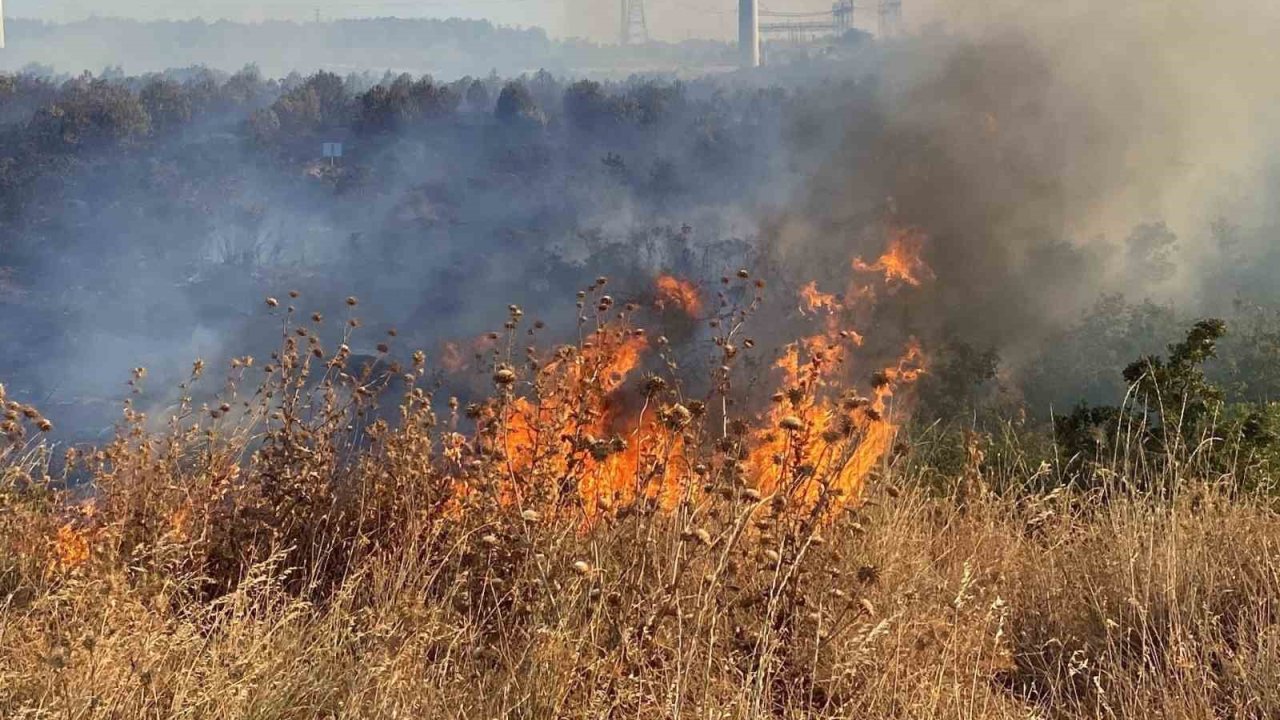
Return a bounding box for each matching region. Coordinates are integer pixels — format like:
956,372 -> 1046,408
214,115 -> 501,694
764,0 -> 1280,372
4,0 -> 1279,439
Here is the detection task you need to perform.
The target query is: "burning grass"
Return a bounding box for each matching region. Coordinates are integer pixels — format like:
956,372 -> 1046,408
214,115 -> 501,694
2,236 -> 1280,718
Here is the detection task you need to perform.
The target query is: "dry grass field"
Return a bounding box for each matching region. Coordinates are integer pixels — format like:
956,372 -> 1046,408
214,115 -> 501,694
3,271 -> 1279,719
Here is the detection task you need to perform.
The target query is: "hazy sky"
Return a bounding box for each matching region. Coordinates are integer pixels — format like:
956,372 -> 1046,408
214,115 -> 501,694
9,1 -> 554,25
5,0 -> 879,41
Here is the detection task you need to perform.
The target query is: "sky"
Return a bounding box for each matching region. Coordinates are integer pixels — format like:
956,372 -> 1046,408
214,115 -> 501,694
4,0 -> 887,42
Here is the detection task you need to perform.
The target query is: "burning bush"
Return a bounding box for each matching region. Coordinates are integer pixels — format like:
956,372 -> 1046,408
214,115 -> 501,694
4,244 -> 1280,717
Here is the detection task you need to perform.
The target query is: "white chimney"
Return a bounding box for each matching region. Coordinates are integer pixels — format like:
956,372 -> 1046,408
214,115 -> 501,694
739,0 -> 758,67
1,0 -> 6,49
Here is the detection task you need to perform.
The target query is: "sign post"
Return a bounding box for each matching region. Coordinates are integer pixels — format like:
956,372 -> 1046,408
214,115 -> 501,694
322,142 -> 344,167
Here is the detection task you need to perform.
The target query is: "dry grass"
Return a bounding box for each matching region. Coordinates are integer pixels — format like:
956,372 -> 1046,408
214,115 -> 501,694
2,287 -> 1279,719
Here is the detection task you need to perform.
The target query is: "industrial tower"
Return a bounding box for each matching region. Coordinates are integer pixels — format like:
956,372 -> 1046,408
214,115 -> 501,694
833,0 -> 855,34
620,0 -> 649,45
739,0 -> 759,67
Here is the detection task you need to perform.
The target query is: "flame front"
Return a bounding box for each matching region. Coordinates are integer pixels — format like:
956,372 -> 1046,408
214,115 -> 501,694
655,275 -> 703,317
748,338 -> 924,510
853,226 -> 934,287
800,281 -> 840,315
483,322 -> 686,520
466,228 -> 932,522
751,225 -> 932,511
52,523 -> 90,568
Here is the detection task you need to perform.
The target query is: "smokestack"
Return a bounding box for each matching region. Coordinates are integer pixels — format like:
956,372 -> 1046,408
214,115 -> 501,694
739,0 -> 758,67
1,0 -> 6,50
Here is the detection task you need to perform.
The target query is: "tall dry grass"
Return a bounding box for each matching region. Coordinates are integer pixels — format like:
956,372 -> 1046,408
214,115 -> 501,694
2,287 -> 1279,719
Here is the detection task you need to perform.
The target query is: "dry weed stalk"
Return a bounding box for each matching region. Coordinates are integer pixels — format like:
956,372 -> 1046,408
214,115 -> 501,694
1,283 -> 1278,719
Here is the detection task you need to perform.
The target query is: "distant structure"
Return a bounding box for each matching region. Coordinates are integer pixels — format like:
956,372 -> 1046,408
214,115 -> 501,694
739,0 -> 759,67
322,142 -> 344,168
620,0 -> 649,45
833,0 -> 855,33
759,0 -> 902,45
1,0 -> 6,49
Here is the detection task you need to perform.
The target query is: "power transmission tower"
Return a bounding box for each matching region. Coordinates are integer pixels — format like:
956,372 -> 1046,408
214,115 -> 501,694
620,0 -> 649,45
833,0 -> 854,34
877,0 -> 902,37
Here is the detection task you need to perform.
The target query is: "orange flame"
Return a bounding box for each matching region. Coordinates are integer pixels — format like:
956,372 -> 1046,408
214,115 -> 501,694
853,226 -> 934,287
168,505 -> 192,541
598,333 -> 647,393
655,275 -> 703,317
480,324 -> 687,520
748,336 -> 926,511
52,523 -> 90,568
799,281 -> 841,315
464,224 -> 933,522
747,226 -> 934,512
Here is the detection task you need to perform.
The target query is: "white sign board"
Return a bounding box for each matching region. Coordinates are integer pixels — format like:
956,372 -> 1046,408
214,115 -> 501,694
322,142 -> 344,159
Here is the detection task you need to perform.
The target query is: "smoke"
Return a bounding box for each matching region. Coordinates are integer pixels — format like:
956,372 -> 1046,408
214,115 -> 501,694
0,68 -> 786,439
765,0 -> 1280,373
4,2 -> 1279,438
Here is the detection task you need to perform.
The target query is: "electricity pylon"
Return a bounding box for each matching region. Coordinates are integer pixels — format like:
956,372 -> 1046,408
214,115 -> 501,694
621,0 -> 649,44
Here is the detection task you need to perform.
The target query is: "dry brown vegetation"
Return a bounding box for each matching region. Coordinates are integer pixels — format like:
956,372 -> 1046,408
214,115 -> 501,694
3,279 -> 1279,719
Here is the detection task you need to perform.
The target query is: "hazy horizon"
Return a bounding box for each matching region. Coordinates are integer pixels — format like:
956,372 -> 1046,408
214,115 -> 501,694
2,0 -> 889,43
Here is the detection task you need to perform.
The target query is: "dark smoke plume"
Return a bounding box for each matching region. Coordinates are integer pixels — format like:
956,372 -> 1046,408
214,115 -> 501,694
765,0 -> 1280,385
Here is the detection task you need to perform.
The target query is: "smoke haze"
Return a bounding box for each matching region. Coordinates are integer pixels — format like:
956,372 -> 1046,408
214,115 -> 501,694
766,0 -> 1280,373
1,0 -> 1277,436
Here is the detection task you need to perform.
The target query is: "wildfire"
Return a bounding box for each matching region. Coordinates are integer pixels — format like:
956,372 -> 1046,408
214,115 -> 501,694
168,505 -> 192,541
52,523 -> 90,568
598,333 -> 647,393
800,281 -> 840,315
748,339 -> 927,510
853,226 -> 934,287
481,275 -> 711,519
464,225 -> 933,522
747,226 -> 934,512
483,323 -> 687,519
655,275 -> 703,317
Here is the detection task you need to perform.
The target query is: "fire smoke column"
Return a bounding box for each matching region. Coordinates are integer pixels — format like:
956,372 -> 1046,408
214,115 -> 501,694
739,0 -> 758,67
